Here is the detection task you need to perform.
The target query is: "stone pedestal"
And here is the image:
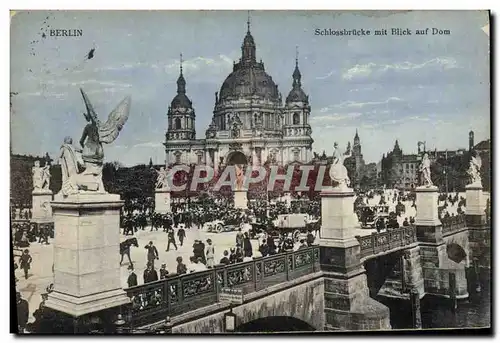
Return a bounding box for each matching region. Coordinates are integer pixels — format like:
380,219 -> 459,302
320,187 -> 391,331
415,186 -> 468,299
414,186 -> 441,227
465,183 -> 486,226
32,190 -> 53,220
155,189 -> 172,214
234,189 -> 248,210
319,187 -> 359,244
46,193 -> 130,317
465,183 -> 490,269
414,186 -> 442,244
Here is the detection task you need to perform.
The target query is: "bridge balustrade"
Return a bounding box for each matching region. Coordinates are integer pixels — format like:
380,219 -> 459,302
124,245 -> 320,327
356,225 -> 417,260
441,214 -> 467,235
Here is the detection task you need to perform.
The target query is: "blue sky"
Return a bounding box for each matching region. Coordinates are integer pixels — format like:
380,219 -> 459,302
10,10 -> 490,166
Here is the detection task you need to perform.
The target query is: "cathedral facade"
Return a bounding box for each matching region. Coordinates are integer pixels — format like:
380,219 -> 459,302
164,23 -> 313,169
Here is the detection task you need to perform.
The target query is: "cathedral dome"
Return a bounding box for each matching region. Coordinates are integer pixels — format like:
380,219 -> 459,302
218,27 -> 279,102
219,64 -> 279,101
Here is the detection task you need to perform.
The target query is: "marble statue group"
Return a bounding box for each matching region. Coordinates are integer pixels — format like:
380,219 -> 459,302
419,153 -> 433,187
32,160 -> 51,192
58,88 -> 131,196
154,167 -> 173,190
467,151 -> 482,187
329,141 -> 352,188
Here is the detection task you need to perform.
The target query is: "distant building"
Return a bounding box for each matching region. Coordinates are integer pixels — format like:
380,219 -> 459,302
344,129 -> 365,188
380,140 -> 419,189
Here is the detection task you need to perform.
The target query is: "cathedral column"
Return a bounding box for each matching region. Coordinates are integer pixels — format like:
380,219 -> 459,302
206,149 -> 213,167
252,148 -> 258,167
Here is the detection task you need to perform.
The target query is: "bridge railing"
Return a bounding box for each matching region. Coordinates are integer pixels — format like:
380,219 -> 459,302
355,225 -> 417,260
441,214 -> 467,235
125,245 -> 320,327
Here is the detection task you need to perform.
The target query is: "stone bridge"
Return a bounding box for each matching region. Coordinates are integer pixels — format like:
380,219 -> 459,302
119,213 -> 479,333
44,185 -> 490,333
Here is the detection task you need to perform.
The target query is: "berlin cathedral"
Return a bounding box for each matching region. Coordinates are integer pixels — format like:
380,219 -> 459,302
164,21 -> 314,169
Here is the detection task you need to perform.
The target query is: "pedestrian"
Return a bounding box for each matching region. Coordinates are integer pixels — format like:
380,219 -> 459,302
176,256 -> 187,275
236,228 -> 244,247
160,263 -> 169,279
177,226 -> 186,247
19,249 -> 32,280
166,228 -> 178,251
144,241 -> 159,269
306,230 -> 315,246
243,232 -> 253,258
143,262 -> 158,284
220,250 -> 230,265
229,248 -> 237,264
206,239 -> 215,268
199,239 -> 206,264
403,217 -> 410,227
16,292 -> 29,333
258,240 -> 269,257
409,216 -> 415,225
127,265 -> 138,288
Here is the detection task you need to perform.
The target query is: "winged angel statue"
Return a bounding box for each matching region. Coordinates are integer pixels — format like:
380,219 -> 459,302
58,88 -> 131,196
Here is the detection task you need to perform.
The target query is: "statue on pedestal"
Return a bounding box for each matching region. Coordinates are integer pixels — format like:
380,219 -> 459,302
57,89 -> 131,197
467,151 -> 482,187
418,153 -> 433,187
329,142 -> 351,188
33,160 -> 51,192
154,167 -> 171,190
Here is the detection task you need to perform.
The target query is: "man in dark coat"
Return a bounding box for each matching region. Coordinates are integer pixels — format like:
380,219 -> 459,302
243,232 -> 253,257
144,241 -> 159,269
306,230 -> 315,246
166,228 -> 178,251
16,292 -> 29,333
176,256 -> 187,275
127,265 -> 138,288
199,240 -> 206,264
258,240 -> 269,257
177,226 -> 186,247
143,263 -> 158,284
19,249 -> 32,280
159,264 -> 169,279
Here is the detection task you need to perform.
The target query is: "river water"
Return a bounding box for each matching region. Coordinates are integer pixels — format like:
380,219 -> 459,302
378,269 -> 491,330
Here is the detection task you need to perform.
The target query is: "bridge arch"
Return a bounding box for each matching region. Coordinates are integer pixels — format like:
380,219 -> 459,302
236,316 -> 315,332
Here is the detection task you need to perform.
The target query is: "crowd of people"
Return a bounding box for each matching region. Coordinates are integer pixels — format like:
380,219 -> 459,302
126,225 -> 319,288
